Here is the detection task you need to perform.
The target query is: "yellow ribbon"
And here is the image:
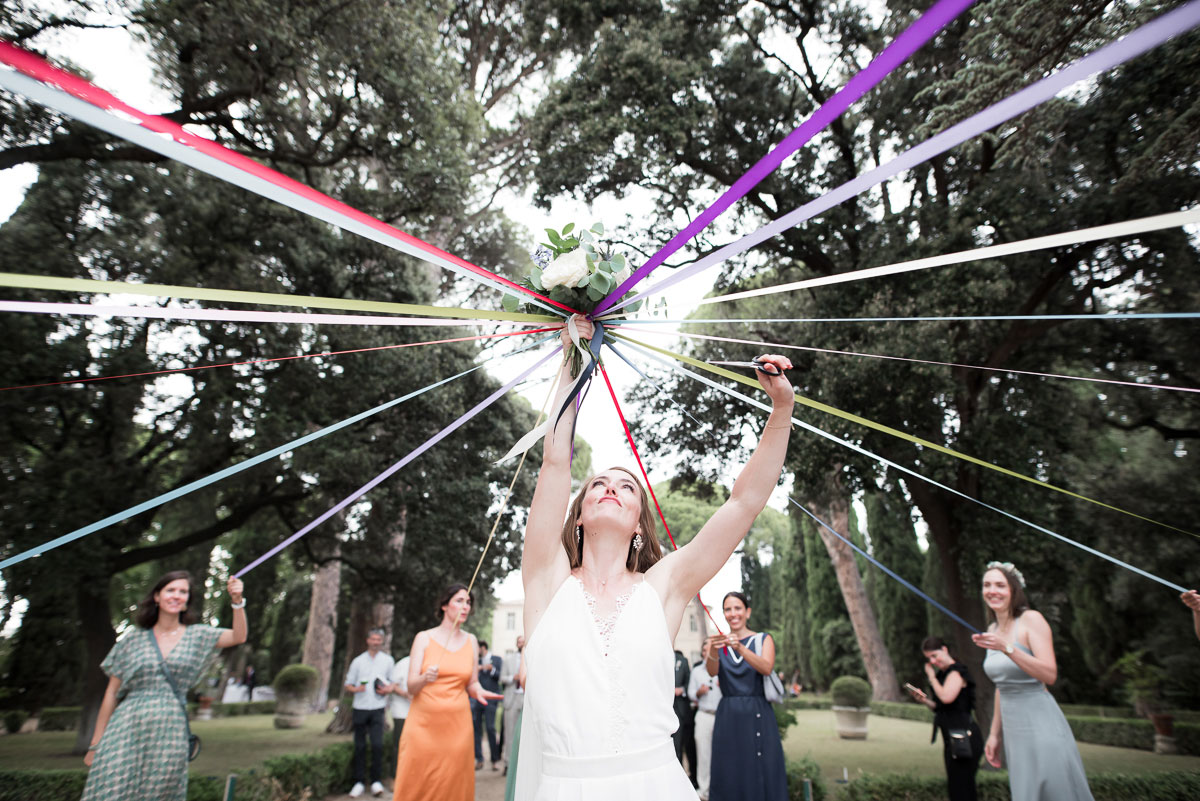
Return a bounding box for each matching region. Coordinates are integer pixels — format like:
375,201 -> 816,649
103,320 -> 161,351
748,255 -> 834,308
611,332 -> 1193,537
0,272 -> 559,324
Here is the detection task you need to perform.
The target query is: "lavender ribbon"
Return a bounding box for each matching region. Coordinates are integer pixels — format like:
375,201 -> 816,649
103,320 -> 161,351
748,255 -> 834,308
236,347 -> 559,576
591,0 -> 979,316
607,0 -> 1200,315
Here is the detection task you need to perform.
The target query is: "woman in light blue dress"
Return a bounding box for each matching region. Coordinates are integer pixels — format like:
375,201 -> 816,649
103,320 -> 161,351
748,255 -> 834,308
972,562 -> 1093,801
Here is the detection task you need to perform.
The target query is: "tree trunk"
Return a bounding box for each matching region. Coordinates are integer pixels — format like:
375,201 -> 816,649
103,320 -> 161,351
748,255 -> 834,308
75,578 -> 116,755
326,596 -> 370,734
813,473 -> 902,702
906,478 -> 993,724
302,548 -> 341,712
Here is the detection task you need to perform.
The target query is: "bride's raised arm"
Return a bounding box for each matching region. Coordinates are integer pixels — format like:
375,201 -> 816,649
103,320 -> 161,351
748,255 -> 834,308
650,356 -> 795,614
522,319 -> 594,632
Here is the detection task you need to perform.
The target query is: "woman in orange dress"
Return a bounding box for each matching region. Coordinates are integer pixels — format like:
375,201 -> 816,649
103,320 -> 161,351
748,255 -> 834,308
394,583 -> 500,801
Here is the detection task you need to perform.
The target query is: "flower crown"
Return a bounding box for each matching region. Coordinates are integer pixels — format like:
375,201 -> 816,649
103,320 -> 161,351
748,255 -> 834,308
986,560 -> 1026,588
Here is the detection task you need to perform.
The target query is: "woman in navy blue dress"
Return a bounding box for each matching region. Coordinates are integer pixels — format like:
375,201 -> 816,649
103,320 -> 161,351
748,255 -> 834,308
706,592 -> 787,801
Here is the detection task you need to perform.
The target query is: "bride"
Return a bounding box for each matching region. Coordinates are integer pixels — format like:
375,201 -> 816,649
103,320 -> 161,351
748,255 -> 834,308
515,316 -> 794,800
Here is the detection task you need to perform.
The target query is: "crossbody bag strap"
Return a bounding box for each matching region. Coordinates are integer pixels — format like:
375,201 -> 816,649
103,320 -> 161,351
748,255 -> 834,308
146,629 -> 194,741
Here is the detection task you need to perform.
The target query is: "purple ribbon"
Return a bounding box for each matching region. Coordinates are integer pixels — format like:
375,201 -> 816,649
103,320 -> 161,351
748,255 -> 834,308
590,0 -> 978,317
236,348 -> 560,576
609,0 -> 1200,314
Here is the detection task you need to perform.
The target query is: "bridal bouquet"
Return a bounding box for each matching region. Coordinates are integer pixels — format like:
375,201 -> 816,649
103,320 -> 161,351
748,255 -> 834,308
503,222 -> 644,318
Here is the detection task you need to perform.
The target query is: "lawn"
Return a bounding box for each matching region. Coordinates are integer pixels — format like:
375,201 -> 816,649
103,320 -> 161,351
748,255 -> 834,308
0,713 -> 354,775
783,709 -> 1200,786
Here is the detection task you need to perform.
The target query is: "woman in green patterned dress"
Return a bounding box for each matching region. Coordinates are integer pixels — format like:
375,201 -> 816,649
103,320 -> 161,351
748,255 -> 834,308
82,570 -> 248,801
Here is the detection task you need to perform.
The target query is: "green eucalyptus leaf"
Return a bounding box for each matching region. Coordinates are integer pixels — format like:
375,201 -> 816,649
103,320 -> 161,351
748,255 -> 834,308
593,271 -> 612,293
502,294 -> 520,312
562,222 -> 575,235
563,237 -> 579,249
576,273 -> 591,288
547,229 -> 566,248
579,230 -> 594,244
612,253 -> 626,268
587,283 -> 606,301
529,269 -> 544,291
590,222 -> 604,234
625,299 -> 642,313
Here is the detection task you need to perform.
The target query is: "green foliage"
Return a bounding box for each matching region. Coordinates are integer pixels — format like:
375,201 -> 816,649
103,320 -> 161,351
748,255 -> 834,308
272,665 -> 319,698
1065,717 -> 1200,757
831,676 -> 872,708
3,710 -> 29,734
34,708 -> 80,732
869,701 -> 932,723
838,772 -> 1011,801
785,754 -> 828,801
0,770 -> 87,801
838,771 -> 1200,801
861,493 -> 927,689
775,704 -> 798,741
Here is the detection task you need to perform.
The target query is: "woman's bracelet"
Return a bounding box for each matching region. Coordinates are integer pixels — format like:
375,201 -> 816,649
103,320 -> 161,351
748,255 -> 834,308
765,420 -> 793,431
230,599 -> 246,609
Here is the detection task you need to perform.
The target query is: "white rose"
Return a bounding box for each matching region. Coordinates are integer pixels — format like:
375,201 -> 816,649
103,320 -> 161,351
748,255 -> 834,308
541,249 -> 589,290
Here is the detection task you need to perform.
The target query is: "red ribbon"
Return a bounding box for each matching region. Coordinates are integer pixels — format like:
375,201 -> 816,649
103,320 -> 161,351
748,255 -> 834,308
598,364 -> 727,638
0,327 -> 557,392
0,41 -> 575,314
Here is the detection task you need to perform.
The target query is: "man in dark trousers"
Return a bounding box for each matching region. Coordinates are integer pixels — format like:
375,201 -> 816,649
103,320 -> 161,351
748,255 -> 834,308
472,639 -> 503,770
343,628 -> 394,798
673,649 -> 698,787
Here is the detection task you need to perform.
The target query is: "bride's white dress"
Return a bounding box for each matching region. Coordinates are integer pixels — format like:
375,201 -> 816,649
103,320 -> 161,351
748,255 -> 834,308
514,575 -> 698,800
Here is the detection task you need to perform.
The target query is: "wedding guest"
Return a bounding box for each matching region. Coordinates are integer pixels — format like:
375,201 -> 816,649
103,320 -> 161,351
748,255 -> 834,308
393,584 -> 500,801
387,654 -> 411,768
1181,590 -> 1200,640
82,571 -> 247,801
688,638 -> 722,800
673,648 -> 697,784
344,628 -> 394,797
499,635 -> 525,772
906,636 -> 982,801
473,640 -> 502,770
974,562 -> 1093,801
707,592 -> 787,801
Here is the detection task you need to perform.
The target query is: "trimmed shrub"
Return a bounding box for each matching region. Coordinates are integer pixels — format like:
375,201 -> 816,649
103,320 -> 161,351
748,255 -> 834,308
776,704 -> 798,741
785,754 -> 828,801
783,696 -> 832,711
0,770 -> 87,801
1066,716 -> 1200,756
830,676 -> 871,708
35,707 -> 81,732
4,710 -> 29,734
273,664 -> 319,698
870,701 -> 932,723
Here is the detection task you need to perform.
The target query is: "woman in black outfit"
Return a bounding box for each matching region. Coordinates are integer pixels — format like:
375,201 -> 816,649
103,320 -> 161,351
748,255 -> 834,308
906,636 -> 983,801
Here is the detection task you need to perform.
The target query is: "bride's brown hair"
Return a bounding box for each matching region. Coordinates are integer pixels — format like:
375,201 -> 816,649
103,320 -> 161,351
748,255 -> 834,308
560,467 -> 663,572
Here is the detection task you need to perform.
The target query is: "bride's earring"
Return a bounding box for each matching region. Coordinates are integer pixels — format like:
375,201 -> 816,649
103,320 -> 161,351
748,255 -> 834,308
576,524 -> 583,547
632,532 -> 643,550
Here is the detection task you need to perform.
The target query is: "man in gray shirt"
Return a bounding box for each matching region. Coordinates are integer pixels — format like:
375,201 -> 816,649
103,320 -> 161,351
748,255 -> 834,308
344,629 -> 395,797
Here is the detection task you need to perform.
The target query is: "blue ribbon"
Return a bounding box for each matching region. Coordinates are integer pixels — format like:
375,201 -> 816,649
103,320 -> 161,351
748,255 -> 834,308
787,497 -> 981,634
0,335 -> 556,570
621,339 -> 1188,595
604,340 -> 704,428
555,319 -> 605,427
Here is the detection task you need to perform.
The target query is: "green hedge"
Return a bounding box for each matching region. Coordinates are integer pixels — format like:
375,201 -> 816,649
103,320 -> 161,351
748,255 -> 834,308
838,771 -> 1200,800
0,741 -> 368,801
25,701 -> 275,732
1066,716 -> 1200,756
786,755 -> 828,801
35,708 -> 81,732
184,700 -> 277,717
870,701 -> 932,723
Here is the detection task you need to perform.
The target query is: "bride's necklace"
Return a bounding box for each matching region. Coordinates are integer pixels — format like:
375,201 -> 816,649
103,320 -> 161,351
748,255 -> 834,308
580,564 -> 622,594
155,625 -> 184,639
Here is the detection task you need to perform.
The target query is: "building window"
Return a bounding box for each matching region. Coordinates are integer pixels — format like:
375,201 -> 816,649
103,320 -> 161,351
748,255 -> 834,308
689,616 -> 698,632
506,612 -> 516,630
